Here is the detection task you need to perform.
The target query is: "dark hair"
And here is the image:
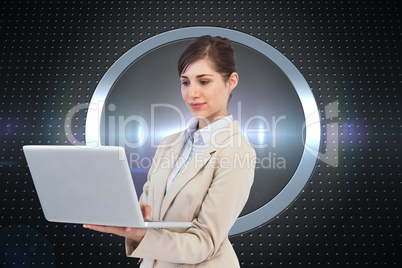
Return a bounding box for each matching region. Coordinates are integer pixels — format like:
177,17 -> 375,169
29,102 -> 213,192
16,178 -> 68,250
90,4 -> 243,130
177,35 -> 237,82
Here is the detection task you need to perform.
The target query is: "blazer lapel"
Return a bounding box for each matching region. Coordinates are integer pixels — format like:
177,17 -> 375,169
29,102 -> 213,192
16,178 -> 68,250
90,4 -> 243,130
160,147 -> 214,220
151,132 -> 185,220
159,121 -> 240,220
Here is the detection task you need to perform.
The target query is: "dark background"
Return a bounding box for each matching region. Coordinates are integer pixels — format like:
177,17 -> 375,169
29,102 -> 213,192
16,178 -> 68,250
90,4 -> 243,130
1,0 -> 400,267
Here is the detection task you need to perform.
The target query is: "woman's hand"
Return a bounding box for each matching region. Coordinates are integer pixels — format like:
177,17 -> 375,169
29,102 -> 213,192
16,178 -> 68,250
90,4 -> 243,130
83,224 -> 147,241
83,203 -> 152,244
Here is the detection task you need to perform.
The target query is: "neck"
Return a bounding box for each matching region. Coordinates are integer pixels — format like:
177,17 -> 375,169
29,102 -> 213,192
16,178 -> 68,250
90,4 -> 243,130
197,114 -> 229,129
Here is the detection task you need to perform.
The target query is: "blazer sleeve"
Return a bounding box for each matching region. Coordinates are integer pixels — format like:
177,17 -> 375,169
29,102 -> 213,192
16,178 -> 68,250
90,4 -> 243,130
126,133 -> 256,265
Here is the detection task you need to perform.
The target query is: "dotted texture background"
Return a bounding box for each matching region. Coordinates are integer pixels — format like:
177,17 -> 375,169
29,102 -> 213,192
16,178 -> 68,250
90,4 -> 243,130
1,0 -> 400,267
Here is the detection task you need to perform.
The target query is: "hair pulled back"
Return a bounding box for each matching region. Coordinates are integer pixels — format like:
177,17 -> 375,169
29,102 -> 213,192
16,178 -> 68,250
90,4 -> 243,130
177,35 -> 237,82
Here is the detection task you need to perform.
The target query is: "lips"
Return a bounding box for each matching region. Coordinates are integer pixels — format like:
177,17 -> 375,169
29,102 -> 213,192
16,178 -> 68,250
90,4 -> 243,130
189,102 -> 206,109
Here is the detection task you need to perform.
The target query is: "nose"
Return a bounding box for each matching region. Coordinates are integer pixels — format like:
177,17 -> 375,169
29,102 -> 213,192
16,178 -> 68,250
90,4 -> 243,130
188,83 -> 200,99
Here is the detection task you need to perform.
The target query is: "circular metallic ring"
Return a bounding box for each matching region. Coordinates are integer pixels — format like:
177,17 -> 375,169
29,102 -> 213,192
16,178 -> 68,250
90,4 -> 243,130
86,27 -> 321,236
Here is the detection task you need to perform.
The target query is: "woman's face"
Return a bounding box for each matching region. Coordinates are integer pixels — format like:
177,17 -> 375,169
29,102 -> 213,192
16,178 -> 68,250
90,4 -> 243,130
180,58 -> 238,128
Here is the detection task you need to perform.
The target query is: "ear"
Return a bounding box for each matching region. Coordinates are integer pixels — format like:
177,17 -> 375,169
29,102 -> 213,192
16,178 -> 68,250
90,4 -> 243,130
227,72 -> 239,94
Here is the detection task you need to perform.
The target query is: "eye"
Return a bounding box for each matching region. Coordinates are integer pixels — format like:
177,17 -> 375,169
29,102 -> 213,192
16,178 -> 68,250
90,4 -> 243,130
200,80 -> 209,85
181,80 -> 189,86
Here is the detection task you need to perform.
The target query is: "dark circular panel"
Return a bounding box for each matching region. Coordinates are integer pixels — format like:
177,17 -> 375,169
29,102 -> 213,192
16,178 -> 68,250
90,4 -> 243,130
86,27 -> 320,236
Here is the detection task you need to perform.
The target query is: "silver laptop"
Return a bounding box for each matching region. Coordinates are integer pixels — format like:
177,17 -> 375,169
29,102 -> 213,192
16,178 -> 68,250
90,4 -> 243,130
23,145 -> 192,229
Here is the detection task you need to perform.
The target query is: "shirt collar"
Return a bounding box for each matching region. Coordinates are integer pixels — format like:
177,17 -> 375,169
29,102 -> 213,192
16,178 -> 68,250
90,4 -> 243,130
185,115 -> 233,146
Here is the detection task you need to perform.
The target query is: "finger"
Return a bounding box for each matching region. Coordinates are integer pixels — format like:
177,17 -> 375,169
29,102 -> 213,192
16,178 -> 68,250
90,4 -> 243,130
140,203 -> 151,221
144,204 -> 151,220
84,224 -> 147,241
83,224 -> 125,235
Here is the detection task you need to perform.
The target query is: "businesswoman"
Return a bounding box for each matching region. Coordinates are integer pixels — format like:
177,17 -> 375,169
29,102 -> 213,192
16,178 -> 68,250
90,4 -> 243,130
85,35 -> 256,267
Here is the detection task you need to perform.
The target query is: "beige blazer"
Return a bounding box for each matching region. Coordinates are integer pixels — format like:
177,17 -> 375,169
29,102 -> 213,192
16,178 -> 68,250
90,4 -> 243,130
126,120 -> 256,267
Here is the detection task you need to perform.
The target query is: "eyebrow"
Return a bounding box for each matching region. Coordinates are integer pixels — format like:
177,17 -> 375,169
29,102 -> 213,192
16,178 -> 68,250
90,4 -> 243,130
180,74 -> 213,79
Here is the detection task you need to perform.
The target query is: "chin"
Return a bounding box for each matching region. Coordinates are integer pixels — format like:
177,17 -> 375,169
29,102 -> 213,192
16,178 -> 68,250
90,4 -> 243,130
192,114 -> 205,120
191,113 -> 210,121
